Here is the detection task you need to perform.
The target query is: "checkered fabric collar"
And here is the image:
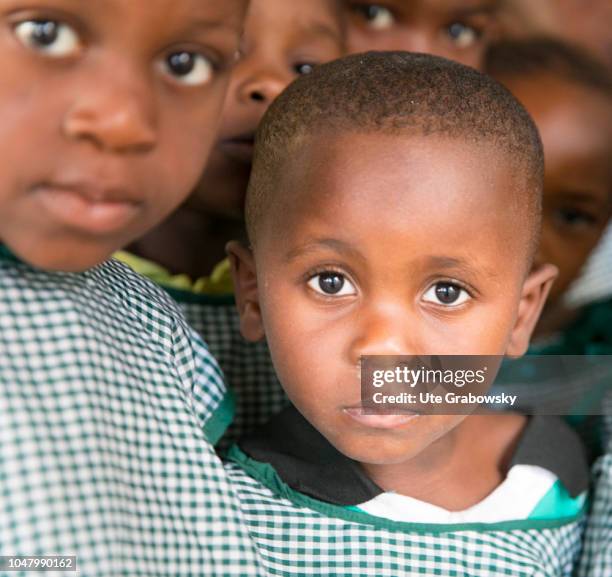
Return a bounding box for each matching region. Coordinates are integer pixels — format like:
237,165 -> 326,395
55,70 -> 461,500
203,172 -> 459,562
239,405 -> 589,505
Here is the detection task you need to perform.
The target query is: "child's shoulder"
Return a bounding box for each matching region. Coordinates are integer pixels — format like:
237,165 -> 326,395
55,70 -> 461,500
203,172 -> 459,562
0,246 -> 183,340
0,245 -> 229,437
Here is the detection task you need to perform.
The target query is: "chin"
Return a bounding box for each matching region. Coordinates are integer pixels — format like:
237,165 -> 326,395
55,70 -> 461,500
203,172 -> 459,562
331,433 -> 424,467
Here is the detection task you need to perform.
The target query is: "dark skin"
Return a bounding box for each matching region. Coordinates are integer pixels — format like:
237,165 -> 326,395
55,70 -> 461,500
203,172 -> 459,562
343,0 -> 500,70
131,0 -> 345,278
496,0 -> 612,68
229,133 -> 556,509
0,0 -> 248,272
499,74 -> 612,336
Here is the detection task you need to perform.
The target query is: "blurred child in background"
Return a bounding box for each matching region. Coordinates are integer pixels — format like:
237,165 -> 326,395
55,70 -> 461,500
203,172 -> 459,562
119,0 -> 346,444
487,39 -> 612,355
488,39 -> 612,577
125,0 -> 345,287
0,0 -> 265,574
343,0 -> 500,68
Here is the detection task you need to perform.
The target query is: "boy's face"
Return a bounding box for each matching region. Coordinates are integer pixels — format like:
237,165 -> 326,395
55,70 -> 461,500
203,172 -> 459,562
231,133 -> 555,467
0,0 -> 247,271
505,75 -> 612,304
189,0 -> 344,221
344,0 -> 499,70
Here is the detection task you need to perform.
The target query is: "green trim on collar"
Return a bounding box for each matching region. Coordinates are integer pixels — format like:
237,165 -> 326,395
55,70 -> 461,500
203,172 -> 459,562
227,445 -> 587,534
0,244 -> 20,263
203,390 -> 236,445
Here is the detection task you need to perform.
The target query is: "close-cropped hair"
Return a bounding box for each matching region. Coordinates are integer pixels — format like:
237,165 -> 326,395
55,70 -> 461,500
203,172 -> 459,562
485,37 -> 612,98
246,51 -> 544,253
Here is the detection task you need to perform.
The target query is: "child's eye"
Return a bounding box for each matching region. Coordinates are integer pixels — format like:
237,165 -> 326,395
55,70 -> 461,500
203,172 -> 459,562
294,62 -> 316,76
445,22 -> 480,48
351,4 -> 396,30
422,282 -> 471,306
14,19 -> 81,57
162,51 -> 214,86
553,207 -> 599,231
308,272 -> 357,297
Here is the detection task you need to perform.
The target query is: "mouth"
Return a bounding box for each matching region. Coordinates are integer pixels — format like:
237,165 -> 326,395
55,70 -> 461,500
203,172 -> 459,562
219,133 -> 255,164
34,180 -> 142,235
343,406 -> 420,430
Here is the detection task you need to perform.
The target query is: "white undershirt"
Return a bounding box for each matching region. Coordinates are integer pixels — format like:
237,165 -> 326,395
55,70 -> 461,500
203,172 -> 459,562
355,465 -> 557,523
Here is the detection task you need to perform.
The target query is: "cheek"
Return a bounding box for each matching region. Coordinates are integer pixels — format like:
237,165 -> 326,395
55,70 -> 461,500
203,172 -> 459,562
261,293 -> 352,403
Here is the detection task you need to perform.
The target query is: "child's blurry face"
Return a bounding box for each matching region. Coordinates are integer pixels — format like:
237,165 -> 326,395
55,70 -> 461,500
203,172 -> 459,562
344,0 -> 498,69
0,0 -> 247,271
505,75 -> 612,304
191,0 -> 344,220
231,133 -> 554,466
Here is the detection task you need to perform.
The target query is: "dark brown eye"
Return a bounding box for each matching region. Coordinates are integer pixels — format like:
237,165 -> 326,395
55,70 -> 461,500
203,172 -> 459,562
14,19 -> 81,57
308,272 -> 357,296
351,4 -> 395,30
294,62 -> 316,75
163,51 -> 214,86
423,282 -> 470,306
435,283 -> 460,303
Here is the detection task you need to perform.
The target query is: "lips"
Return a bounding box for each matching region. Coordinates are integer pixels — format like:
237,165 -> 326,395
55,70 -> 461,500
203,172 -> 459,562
219,133 -> 256,164
33,180 -> 142,236
343,406 -> 420,430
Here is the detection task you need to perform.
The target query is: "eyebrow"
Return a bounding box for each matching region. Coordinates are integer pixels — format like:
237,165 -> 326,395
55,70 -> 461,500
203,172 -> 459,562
284,238 -> 364,263
421,256 -> 495,279
296,22 -> 343,44
179,18 -> 243,37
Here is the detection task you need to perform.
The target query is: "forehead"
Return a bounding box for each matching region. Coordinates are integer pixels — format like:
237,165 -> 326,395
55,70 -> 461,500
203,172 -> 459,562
506,76 -> 612,171
259,133 -> 529,269
245,0 -> 342,40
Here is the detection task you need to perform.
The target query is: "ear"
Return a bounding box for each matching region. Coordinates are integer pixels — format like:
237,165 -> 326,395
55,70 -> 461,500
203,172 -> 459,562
226,241 -> 265,342
506,263 -> 558,357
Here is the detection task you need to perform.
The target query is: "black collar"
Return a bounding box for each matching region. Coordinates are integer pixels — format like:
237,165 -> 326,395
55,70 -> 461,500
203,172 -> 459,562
239,406 -> 589,505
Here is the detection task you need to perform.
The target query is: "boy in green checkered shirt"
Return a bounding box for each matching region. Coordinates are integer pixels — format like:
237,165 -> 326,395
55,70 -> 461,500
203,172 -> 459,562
0,1 -> 265,575
223,52 -> 589,576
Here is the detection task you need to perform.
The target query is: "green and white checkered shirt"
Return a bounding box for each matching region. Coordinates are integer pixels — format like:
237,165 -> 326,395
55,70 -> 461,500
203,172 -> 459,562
223,445 -> 585,577
0,247 -> 265,577
172,290 -> 288,450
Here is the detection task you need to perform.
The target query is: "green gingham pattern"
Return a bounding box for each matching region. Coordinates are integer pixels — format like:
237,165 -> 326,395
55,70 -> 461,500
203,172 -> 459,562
578,453 -> 612,577
171,291 -> 288,449
0,249 -> 264,577
578,409 -> 612,577
224,448 -> 585,577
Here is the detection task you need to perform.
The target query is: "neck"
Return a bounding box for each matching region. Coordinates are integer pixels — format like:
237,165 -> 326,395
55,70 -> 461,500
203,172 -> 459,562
129,205 -> 245,279
360,414 -> 525,511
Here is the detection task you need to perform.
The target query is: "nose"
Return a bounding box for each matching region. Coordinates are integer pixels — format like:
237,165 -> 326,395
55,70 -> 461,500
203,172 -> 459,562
62,63 -> 157,154
236,66 -> 287,105
398,30 -> 433,55
349,304 -> 416,365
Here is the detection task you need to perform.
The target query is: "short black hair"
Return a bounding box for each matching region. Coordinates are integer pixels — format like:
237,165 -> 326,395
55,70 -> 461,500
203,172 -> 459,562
246,51 -> 544,256
485,37 -> 612,98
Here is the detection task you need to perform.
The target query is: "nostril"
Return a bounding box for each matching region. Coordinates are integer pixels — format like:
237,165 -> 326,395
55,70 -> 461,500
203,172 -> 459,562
249,90 -> 266,102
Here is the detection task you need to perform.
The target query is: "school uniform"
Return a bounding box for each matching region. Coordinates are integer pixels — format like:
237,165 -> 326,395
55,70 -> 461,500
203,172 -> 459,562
224,404 -> 588,577
0,246 -> 264,577
115,251 -> 288,449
